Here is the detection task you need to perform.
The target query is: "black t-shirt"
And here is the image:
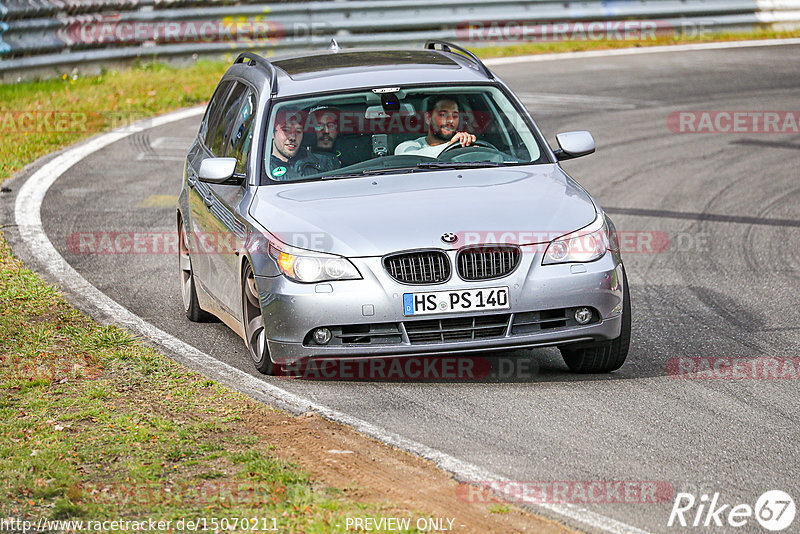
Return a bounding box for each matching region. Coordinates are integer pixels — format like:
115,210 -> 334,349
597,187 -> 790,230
269,148 -> 340,181
309,147 -> 343,168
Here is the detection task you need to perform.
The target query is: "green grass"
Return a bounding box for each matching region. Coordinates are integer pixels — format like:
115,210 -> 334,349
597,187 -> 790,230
0,59 -> 227,182
0,247 -> 426,528
488,504 -> 513,514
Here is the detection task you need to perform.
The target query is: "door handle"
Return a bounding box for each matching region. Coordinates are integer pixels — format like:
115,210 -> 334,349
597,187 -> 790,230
203,194 -> 214,208
187,176 -> 197,188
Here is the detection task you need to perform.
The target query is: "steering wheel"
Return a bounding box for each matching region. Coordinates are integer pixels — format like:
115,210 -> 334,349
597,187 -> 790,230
439,139 -> 499,154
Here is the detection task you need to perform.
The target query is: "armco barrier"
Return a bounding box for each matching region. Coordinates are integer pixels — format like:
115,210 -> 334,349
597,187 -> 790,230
51,0 -> 761,51
0,0 -> 58,21
756,0 -> 800,25
0,22 -> 8,54
0,0 -> 798,78
0,0 -> 148,21
3,16 -> 64,55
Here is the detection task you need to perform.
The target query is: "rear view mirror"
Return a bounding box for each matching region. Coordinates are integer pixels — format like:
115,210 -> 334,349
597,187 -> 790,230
554,131 -> 596,161
364,103 -> 415,119
198,157 -> 241,184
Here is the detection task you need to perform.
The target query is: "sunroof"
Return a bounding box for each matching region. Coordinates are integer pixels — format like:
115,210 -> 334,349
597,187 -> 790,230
273,50 -> 458,77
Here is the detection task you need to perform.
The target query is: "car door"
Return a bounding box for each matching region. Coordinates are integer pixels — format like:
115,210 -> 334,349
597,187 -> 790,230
186,80 -> 234,289
201,81 -> 257,319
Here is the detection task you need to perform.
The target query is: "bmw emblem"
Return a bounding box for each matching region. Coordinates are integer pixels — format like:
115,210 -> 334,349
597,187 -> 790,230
441,232 -> 458,244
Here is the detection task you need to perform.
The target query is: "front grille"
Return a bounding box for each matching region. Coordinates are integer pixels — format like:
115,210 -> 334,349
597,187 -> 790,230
383,250 -> 450,285
404,314 -> 510,344
457,246 -> 521,281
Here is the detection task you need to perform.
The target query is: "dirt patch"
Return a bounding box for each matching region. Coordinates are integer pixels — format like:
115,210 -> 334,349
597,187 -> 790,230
237,402 -> 574,533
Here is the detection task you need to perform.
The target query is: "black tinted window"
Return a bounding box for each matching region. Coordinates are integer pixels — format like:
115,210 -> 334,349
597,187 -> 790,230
208,82 -> 247,156
201,81 -> 233,149
226,89 -> 257,174
210,82 -> 247,156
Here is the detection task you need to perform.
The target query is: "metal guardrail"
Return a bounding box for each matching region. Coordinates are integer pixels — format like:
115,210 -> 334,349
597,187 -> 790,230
1,0 -> 798,77
0,0 -> 148,21
0,22 -> 9,54
756,0 -> 800,24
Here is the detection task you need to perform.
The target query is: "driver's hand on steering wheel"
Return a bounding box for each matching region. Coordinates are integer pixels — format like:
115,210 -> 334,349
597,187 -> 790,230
448,131 -> 476,148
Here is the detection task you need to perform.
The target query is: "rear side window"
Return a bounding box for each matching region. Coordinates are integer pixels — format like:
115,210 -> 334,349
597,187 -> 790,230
212,82 -> 248,156
200,81 -> 233,149
209,83 -> 247,156
226,89 -> 257,174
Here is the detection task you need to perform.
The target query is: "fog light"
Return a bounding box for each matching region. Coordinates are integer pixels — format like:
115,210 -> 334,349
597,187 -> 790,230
574,308 -> 592,325
313,328 -> 332,345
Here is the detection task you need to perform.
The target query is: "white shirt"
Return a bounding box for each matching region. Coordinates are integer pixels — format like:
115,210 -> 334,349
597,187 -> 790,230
394,136 -> 450,158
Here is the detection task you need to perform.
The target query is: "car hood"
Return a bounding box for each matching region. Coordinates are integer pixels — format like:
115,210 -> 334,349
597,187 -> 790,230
249,164 -> 598,257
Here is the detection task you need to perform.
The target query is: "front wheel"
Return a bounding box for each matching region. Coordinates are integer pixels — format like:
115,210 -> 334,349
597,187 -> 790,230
242,263 -> 274,375
559,265 -> 631,373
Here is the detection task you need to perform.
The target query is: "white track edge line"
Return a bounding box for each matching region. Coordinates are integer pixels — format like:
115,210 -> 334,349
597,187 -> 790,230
11,111 -> 664,533
482,37 -> 800,65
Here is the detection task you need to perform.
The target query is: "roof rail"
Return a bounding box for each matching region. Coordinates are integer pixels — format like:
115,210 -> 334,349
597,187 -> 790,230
234,52 -> 279,97
424,40 -> 493,80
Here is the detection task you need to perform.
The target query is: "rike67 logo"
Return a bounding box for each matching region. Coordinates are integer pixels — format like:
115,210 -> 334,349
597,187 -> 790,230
668,490 -> 795,531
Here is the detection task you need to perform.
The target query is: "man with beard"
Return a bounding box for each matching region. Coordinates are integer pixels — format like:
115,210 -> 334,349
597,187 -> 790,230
394,96 -> 476,157
308,106 -> 343,168
269,108 -> 339,181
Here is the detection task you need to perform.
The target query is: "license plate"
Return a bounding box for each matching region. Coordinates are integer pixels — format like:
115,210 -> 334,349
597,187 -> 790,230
403,287 -> 509,316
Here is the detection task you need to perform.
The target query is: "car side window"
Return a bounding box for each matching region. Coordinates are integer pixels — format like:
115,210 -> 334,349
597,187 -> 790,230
226,89 -> 257,175
210,82 -> 248,157
200,81 -> 233,150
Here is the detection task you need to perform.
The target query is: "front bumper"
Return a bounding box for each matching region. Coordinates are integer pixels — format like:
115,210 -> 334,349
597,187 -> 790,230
255,249 -> 625,365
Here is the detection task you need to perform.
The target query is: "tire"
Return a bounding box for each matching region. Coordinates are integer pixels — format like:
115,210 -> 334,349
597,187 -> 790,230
242,263 -> 274,375
179,220 -> 215,322
560,265 -> 631,373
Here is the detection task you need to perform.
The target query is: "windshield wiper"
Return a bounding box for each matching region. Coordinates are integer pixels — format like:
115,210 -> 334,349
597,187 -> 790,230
320,162 -> 506,180
321,167 -> 422,180
416,161 -> 504,169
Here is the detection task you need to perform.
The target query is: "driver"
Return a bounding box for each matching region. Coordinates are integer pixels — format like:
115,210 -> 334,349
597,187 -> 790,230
394,95 -> 476,157
308,105 -> 344,168
269,108 -> 339,181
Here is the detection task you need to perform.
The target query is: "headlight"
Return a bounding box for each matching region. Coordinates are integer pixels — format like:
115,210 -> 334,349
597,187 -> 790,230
542,214 -> 613,265
268,242 -> 361,283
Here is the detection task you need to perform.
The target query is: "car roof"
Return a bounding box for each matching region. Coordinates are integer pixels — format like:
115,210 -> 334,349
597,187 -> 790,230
226,48 -> 496,98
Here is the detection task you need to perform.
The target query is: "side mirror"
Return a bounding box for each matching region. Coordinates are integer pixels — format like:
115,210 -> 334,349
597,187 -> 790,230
554,131 -> 596,161
198,157 -> 243,184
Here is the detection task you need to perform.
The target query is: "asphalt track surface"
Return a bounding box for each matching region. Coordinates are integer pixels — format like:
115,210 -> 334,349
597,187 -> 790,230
7,43 -> 800,533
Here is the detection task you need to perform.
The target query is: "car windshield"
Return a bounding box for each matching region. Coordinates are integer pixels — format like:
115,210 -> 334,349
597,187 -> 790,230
262,85 -> 547,184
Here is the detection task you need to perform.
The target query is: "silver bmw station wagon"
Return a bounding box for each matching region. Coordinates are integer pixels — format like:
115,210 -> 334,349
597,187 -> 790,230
177,41 -> 631,376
